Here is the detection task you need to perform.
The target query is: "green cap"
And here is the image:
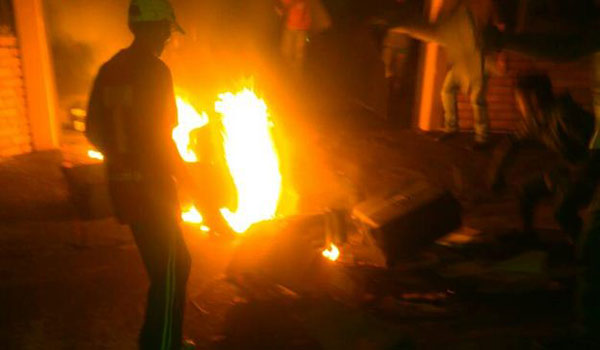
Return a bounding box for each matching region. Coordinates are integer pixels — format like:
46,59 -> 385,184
129,0 -> 184,33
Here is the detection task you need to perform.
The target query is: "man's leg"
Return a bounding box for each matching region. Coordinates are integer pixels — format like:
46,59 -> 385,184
555,177 -> 594,241
382,44 -> 395,80
590,53 -> 600,149
577,199 -> 600,343
518,175 -> 552,234
131,216 -> 191,350
440,68 -> 460,134
470,76 -> 490,144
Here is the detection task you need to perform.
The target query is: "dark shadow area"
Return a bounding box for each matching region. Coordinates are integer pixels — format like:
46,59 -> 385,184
0,151 -> 74,222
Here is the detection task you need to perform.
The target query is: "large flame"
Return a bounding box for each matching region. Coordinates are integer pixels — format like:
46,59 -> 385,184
216,89 -> 282,233
172,97 -> 209,226
172,97 -> 209,163
172,90 -> 282,233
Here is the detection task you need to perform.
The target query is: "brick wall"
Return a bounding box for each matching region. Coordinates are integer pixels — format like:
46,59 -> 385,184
0,35 -> 31,157
456,52 -> 593,132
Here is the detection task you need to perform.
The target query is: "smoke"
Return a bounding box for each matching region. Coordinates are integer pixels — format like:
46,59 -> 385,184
43,0 -> 287,111
44,0 -> 131,107
162,0 -> 285,107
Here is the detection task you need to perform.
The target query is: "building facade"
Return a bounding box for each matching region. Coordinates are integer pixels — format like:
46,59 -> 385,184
0,0 -> 58,157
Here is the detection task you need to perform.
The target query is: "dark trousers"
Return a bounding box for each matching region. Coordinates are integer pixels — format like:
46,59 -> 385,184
131,216 -> 191,350
519,170 -> 593,239
578,204 -> 600,339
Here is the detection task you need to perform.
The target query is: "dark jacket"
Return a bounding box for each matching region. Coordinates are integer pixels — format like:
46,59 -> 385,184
489,94 -> 595,188
86,45 -> 180,223
518,95 -> 593,164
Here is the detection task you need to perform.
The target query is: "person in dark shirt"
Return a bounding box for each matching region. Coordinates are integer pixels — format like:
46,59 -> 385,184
488,74 -> 595,240
86,1 -> 197,349
489,75 -> 600,346
483,6 -> 600,341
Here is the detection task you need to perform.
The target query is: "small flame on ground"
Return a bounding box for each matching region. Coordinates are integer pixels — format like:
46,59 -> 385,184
322,243 -> 340,261
87,150 -> 104,161
172,97 -> 209,163
181,205 -> 211,232
216,89 -> 282,233
181,205 -> 203,224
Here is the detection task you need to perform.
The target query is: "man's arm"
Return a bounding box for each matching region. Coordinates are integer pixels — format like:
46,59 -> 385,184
486,135 -> 520,190
85,70 -> 107,152
485,27 -> 600,62
487,122 -> 537,190
388,19 -> 440,44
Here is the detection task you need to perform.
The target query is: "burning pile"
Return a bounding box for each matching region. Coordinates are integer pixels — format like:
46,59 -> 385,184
86,86 -> 340,262
172,88 -> 342,262
174,88 -> 282,235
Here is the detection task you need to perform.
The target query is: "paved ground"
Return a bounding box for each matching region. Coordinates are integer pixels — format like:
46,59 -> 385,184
0,110 -> 579,349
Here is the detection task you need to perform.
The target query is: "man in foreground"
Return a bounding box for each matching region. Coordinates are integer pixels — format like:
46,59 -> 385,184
85,1 -> 196,348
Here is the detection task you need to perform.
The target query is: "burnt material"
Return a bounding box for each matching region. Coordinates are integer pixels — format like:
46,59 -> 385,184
352,179 -> 461,266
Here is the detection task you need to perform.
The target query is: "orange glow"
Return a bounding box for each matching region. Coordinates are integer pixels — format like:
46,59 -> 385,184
216,89 -> 282,233
87,149 -> 104,161
418,0 -> 444,131
428,0 -> 444,20
322,243 -> 340,261
417,43 -> 439,131
172,97 -> 209,163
